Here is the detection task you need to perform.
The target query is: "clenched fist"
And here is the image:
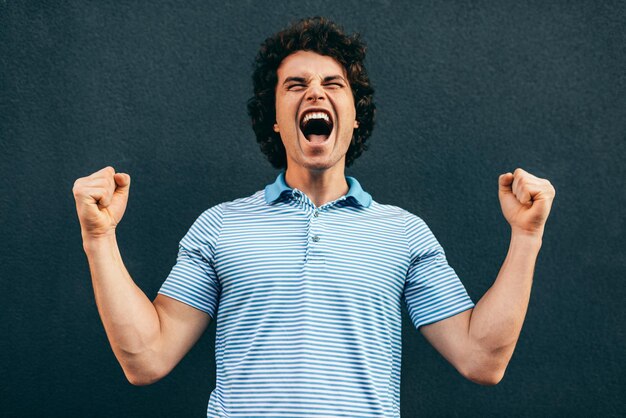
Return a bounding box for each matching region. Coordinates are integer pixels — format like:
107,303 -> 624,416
498,168 -> 556,237
72,166 -> 131,240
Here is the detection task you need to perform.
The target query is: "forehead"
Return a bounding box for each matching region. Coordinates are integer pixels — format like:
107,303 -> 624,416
277,50 -> 347,80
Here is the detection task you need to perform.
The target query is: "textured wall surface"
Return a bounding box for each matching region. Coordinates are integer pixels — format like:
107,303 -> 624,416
1,1 -> 624,417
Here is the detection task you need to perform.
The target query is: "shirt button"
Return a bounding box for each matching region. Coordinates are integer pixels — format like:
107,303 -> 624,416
312,235 -> 320,242
313,210 -> 319,218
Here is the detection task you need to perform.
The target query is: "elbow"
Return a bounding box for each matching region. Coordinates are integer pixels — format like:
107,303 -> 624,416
124,367 -> 165,386
114,344 -> 169,386
466,367 -> 506,386
461,354 -> 507,386
121,357 -> 168,386
461,343 -> 511,386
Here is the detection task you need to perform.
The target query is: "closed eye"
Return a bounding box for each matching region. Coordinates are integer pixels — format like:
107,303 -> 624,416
286,83 -> 344,90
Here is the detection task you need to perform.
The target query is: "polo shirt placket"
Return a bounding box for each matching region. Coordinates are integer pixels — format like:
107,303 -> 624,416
291,187 -> 348,266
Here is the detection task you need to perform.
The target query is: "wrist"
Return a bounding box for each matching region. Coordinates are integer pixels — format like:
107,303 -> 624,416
82,231 -> 118,254
510,228 -> 543,251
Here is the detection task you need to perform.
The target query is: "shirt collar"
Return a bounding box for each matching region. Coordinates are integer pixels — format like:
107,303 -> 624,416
264,171 -> 372,208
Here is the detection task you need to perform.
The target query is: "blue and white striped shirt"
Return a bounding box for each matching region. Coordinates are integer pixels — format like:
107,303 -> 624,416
158,171 -> 475,417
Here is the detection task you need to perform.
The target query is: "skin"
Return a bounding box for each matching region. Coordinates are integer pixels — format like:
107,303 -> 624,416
73,167 -> 211,385
73,50 -> 555,387
273,50 -> 360,208
421,168 -> 555,384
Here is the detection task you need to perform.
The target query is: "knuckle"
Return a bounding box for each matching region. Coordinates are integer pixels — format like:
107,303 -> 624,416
541,179 -> 555,191
99,166 -> 115,177
549,183 -> 556,195
72,179 -> 84,195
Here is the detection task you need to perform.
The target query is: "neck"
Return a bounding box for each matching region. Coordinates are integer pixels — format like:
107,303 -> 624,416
284,164 -> 349,208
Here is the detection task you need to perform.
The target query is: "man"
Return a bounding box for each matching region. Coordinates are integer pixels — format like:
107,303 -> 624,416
72,17 -> 555,418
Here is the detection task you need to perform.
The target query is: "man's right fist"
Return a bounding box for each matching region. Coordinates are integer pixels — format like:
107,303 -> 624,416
72,166 -> 131,240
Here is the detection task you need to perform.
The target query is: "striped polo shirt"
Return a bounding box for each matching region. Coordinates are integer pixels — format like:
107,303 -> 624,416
158,171 -> 475,418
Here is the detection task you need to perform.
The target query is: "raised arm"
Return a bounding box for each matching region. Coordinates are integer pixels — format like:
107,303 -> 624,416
73,166 -> 211,385
420,168 -> 555,385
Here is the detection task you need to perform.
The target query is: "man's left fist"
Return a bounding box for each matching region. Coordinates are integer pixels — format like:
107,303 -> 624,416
498,168 -> 556,237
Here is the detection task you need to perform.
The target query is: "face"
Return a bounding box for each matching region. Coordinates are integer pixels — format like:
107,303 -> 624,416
274,50 -> 359,172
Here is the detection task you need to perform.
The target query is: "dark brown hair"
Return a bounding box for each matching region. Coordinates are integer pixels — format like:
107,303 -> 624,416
247,16 -> 376,169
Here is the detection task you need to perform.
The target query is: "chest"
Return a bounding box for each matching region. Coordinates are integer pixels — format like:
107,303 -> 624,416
213,211 -> 409,316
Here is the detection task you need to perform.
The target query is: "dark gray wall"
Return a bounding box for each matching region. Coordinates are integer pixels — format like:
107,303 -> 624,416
1,1 -> 624,417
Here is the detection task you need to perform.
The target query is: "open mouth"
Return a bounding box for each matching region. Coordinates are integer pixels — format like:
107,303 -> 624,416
299,110 -> 334,143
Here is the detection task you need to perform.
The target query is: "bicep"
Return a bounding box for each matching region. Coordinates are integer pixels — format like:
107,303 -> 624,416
153,294 -> 212,376
419,308 -> 473,377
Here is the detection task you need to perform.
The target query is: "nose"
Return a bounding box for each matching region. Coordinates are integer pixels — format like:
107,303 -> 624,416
305,83 -> 325,102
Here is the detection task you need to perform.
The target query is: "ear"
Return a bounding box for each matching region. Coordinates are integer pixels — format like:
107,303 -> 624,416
353,120 -> 359,128
273,123 -> 280,132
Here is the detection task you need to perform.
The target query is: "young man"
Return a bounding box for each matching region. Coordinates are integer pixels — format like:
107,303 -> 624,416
72,17 -> 555,418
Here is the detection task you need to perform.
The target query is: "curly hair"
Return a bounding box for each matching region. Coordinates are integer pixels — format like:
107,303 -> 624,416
247,16 -> 376,169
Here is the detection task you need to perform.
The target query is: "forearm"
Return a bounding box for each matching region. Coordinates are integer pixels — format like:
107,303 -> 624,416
83,234 -> 162,383
467,230 -> 542,375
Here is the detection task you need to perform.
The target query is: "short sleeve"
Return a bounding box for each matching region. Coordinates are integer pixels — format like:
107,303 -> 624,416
402,211 -> 475,330
158,203 -> 224,319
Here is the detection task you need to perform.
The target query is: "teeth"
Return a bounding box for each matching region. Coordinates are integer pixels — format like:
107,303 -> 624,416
302,111 -> 330,124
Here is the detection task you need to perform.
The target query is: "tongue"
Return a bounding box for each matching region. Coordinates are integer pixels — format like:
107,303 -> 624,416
306,134 -> 329,143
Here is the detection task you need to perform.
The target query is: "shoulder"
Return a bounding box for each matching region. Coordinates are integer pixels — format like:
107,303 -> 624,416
194,189 -> 265,222
363,200 -> 414,220
178,190 -> 265,251
186,190 -> 266,234
381,205 -> 442,256
180,203 -> 224,250
189,202 -> 225,232
368,201 -> 428,230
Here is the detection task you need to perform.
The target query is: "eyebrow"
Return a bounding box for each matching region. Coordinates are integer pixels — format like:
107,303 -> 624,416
282,75 -> 347,85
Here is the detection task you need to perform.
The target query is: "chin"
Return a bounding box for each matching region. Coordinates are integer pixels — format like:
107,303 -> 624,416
299,160 -> 332,171
298,155 -> 346,172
